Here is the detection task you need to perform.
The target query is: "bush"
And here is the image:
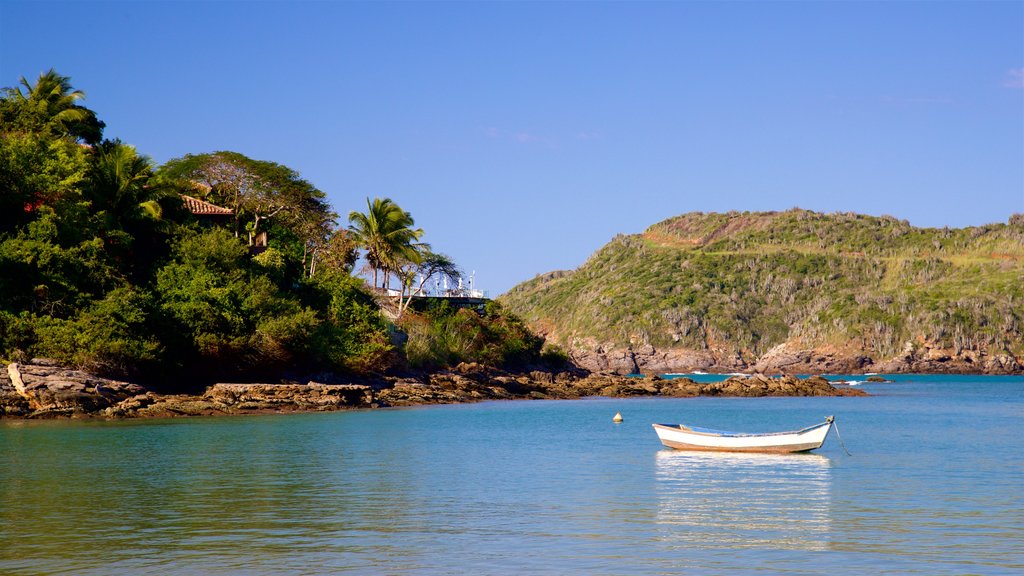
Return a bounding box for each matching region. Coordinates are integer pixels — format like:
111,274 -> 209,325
400,300 -> 543,370
154,228 -> 314,378
0,310 -> 36,362
32,287 -> 163,379
303,271 -> 395,374
540,344 -> 570,369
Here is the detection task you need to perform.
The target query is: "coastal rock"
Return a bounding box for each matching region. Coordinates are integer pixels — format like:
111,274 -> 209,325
564,340 -> 1022,376
751,344 -> 874,375
570,340 -> 745,375
0,369 -> 31,416
204,382 -> 374,412
5,361 -> 147,417
2,360 -> 866,419
983,354 -> 1022,373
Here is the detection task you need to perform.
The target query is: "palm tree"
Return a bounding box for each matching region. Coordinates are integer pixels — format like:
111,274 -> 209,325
87,141 -> 164,236
1,68 -> 104,144
347,197 -> 426,289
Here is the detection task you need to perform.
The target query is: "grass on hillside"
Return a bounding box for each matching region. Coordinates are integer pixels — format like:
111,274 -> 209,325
501,210 -> 1024,360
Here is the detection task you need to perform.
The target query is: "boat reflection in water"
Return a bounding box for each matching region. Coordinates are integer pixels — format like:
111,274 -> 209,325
655,450 -> 833,551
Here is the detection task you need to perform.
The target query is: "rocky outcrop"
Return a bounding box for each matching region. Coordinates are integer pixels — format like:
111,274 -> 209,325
101,383 -> 377,418
2,360 -> 146,417
0,359 -> 378,419
567,340 -> 1023,375
0,367 -> 30,416
374,363 -> 866,405
570,343 -> 745,374
1,360 -> 865,420
574,373 -> 866,398
205,382 -> 374,411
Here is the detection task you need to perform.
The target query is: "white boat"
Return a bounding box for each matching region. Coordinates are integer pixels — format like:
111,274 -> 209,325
652,416 -> 834,453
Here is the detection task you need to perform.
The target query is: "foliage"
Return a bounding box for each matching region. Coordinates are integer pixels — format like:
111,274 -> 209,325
32,287 -> 163,378
348,197 -> 426,289
155,228 -> 306,377
150,229 -> 395,379
86,140 -> 163,232
303,272 -> 395,373
539,344 -> 570,369
0,207 -> 120,317
395,251 -> 461,318
0,132 -> 90,234
401,301 -> 543,370
0,311 -> 37,362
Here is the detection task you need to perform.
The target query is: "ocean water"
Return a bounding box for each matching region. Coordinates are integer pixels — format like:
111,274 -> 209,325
1,374 -> 1021,575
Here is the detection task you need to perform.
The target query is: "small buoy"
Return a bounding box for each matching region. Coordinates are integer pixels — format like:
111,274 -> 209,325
612,411 -> 623,423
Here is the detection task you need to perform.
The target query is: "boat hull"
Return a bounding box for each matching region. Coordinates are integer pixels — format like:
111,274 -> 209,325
652,420 -> 833,454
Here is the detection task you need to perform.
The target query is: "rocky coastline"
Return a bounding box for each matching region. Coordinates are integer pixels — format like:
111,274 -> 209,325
1,359 -> 866,420
570,341 -> 1023,376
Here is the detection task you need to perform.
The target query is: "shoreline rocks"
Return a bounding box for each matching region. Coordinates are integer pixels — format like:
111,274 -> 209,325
567,341 -> 1023,376
2,361 -> 146,417
2,359 -> 868,420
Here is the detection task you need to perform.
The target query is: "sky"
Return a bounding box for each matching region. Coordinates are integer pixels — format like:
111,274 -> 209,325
2,1 -> 1022,295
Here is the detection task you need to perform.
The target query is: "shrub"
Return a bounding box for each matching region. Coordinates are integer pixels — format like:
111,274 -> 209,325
400,300 -> 543,370
32,287 -> 163,379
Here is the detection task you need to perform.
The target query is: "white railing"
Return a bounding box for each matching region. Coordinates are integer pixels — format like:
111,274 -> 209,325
382,287 -> 488,299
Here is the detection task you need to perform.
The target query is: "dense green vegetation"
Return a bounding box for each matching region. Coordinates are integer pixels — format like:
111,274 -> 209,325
0,69 -> 542,387
401,301 -> 545,370
501,210 -> 1024,362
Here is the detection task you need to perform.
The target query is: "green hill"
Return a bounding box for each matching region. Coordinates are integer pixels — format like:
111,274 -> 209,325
500,209 -> 1024,374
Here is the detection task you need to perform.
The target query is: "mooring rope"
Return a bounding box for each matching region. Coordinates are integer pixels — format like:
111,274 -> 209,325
832,418 -> 852,456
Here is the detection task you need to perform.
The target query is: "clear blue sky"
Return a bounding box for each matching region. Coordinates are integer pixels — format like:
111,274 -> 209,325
3,1 -> 1022,294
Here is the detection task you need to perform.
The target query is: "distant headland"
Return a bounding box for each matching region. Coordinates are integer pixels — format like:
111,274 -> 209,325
500,209 -> 1024,375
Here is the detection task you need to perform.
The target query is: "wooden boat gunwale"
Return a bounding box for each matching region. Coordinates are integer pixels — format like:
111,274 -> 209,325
651,416 -> 834,454
657,420 -> 832,438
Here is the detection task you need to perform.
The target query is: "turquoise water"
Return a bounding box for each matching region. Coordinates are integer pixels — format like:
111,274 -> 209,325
2,375 -> 1022,575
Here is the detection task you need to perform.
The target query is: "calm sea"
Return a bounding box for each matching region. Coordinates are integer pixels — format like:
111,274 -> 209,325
1,374 -> 1022,575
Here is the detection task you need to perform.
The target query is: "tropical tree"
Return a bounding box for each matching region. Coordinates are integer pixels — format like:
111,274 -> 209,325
84,140 -> 178,279
0,68 -> 104,144
347,197 -> 426,289
0,131 -> 89,233
87,141 -> 164,232
394,251 -> 460,319
1,70 -> 93,232
159,151 -> 333,247
306,225 -> 357,278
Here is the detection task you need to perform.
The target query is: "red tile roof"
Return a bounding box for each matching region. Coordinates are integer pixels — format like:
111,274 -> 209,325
180,194 -> 233,216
